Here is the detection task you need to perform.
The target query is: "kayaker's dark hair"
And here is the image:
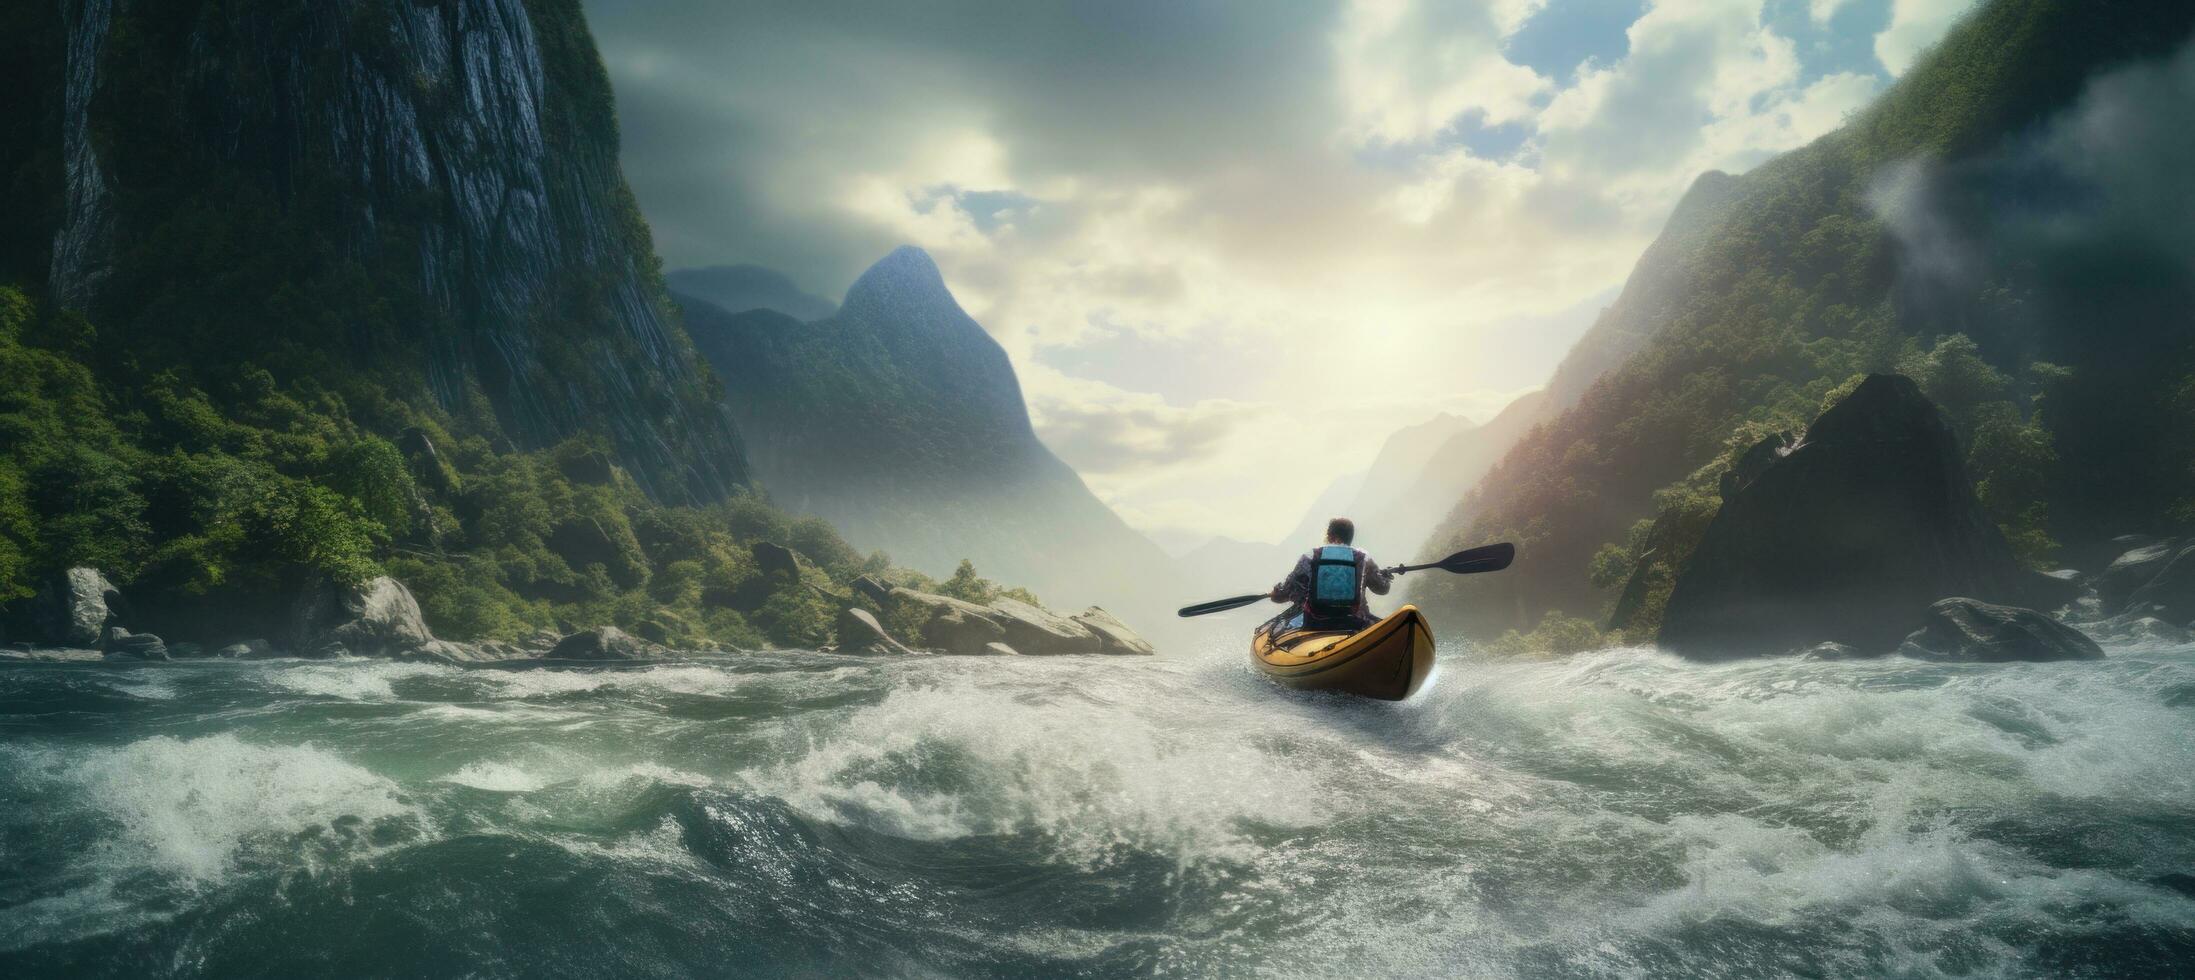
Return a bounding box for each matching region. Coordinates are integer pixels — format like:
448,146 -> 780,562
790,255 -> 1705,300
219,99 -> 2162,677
1326,517 -> 1355,544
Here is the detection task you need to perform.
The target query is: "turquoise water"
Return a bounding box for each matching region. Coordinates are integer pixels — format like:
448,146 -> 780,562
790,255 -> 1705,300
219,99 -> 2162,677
2,638 -> 2192,977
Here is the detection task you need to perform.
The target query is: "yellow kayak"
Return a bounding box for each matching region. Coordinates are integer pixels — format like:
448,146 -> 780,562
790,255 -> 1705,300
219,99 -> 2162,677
1250,605 -> 1435,701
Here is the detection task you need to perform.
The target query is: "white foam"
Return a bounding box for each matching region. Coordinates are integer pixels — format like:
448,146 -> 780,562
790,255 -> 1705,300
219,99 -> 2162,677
62,734 -> 418,881
266,661 -> 447,701
438,761 -> 547,793
743,675 -> 1325,868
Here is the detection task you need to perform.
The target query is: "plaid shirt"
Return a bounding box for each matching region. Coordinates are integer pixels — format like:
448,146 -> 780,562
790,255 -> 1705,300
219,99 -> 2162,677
1271,546 -> 1392,622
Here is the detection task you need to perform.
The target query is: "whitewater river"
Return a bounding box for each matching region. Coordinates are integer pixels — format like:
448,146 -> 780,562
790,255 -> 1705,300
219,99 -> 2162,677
2,634 -> 2192,977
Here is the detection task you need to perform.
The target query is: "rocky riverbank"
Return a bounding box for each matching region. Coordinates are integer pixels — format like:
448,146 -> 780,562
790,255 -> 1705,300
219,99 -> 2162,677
0,542 -> 1153,664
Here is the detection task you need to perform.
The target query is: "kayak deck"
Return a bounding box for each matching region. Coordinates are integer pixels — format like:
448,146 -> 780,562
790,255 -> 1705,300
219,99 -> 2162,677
1250,605 -> 1435,701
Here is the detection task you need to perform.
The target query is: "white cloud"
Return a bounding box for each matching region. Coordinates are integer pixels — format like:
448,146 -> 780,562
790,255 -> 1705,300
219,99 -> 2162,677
1335,0 -> 1554,146
1809,0 -> 1858,24
1877,0 -> 1980,75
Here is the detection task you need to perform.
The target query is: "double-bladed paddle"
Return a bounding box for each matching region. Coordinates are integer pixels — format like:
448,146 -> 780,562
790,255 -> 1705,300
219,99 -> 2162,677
1175,542 -> 1516,618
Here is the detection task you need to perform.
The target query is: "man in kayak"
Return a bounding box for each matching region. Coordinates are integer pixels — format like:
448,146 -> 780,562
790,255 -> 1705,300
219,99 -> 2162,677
1270,517 -> 1393,630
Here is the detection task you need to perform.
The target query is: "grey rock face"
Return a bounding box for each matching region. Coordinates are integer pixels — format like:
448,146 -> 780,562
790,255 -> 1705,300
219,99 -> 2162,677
36,567 -> 124,648
49,0 -> 746,503
547,626 -> 669,661
2123,545 -> 2195,625
1660,376 -> 2037,658
1070,607 -> 1156,656
982,642 -> 1021,656
1898,598 -> 2105,662
290,576 -> 436,658
834,607 -> 916,655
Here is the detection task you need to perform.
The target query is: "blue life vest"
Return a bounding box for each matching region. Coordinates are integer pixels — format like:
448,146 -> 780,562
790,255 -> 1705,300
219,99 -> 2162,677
1307,545 -> 1360,621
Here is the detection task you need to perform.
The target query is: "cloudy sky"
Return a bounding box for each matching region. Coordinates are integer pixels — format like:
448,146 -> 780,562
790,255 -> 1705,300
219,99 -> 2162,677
585,0 -> 1977,546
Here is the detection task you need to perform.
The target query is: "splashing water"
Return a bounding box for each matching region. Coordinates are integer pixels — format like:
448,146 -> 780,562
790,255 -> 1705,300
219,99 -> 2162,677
1,639 -> 2191,977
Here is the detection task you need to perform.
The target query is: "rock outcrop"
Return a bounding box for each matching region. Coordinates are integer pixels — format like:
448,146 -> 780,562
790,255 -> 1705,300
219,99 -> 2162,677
883,587 -> 1152,656
1659,376 -> 2040,658
887,589 -> 1008,654
1898,598 -> 2105,662
985,597 -> 1101,655
2123,544 -> 2195,625
290,576 -> 436,658
547,626 -> 671,661
33,567 -> 125,648
1071,607 -> 1158,656
103,627 -> 169,660
834,607 -> 918,656
2096,540 -> 2179,613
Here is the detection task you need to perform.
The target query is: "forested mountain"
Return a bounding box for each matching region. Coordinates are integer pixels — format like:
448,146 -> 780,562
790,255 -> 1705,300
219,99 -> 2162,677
0,0 -> 977,651
677,247 -> 1181,627
667,264 -> 837,322
1418,0 -> 2195,642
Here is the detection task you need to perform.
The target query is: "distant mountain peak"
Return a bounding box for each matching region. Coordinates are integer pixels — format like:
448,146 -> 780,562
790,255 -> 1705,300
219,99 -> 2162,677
841,245 -> 958,319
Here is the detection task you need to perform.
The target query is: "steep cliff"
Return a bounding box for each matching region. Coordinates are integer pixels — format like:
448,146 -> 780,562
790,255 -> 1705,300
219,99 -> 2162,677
679,247 -> 1179,627
23,0 -> 743,502
1657,375 -> 2034,657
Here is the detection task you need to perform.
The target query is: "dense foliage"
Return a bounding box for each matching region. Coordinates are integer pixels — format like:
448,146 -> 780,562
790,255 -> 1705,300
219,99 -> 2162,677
1421,0 -> 2195,643
0,285 -> 945,649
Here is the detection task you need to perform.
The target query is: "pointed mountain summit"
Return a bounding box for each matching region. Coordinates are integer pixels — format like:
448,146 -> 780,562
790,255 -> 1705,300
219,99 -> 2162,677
677,247 -> 1180,629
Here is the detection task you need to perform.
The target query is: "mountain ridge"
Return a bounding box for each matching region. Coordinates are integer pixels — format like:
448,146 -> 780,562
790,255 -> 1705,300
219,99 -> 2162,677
1418,0 -> 2195,640
678,246 -> 1181,630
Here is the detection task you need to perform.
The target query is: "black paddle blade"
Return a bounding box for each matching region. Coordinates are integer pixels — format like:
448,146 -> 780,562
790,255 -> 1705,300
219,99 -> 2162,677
1177,593 -> 1271,618
1432,542 -> 1515,574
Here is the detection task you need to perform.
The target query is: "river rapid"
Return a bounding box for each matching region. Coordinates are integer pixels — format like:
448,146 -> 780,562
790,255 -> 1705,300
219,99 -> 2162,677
2,634 -> 2192,978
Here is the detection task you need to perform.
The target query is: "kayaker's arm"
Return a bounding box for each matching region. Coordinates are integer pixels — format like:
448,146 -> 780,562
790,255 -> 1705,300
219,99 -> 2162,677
1363,557 -> 1394,595
1270,554 -> 1312,603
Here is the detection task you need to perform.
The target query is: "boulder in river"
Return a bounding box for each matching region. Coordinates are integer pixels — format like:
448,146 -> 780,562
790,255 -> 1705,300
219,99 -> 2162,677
547,626 -> 670,661
2123,544 -> 2195,625
983,642 -> 1022,656
1897,598 -> 2105,662
2096,539 -> 2179,613
290,576 -> 436,658
887,588 -> 1007,654
1659,375 -> 2041,658
33,567 -> 126,648
985,597 -> 1101,655
1072,607 -> 1156,656
103,627 -> 169,660
835,607 -> 917,655
215,639 -> 278,659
